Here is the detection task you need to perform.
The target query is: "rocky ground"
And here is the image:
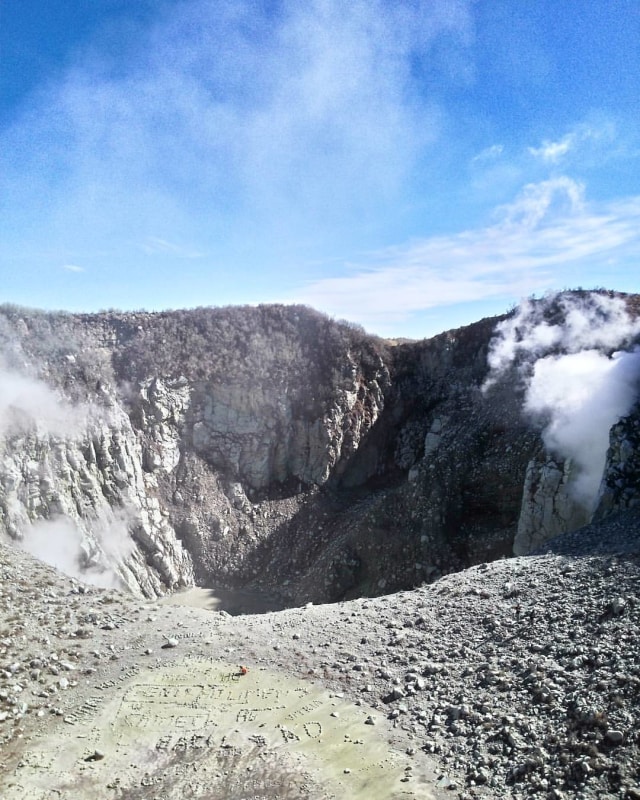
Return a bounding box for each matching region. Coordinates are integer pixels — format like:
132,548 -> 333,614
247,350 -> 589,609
1,507 -> 639,799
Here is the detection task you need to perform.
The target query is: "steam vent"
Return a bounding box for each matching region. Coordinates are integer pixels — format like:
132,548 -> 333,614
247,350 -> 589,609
2,290 -> 640,798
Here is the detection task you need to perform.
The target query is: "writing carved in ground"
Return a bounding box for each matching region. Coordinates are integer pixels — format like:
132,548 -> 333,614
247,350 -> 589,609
2,659 -> 436,800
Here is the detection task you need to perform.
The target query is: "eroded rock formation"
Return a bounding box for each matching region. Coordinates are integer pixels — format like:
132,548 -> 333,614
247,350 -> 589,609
0,293 -> 638,602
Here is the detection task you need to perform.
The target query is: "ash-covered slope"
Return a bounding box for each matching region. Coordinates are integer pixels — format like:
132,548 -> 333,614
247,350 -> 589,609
1,507 -> 639,799
0,290 -> 639,602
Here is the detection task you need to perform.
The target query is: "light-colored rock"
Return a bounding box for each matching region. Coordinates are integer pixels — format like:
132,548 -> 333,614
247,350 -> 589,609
595,403 -> 640,519
514,456 -> 590,555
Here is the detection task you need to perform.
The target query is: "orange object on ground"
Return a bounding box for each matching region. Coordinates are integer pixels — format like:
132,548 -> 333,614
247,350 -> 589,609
239,665 -> 249,675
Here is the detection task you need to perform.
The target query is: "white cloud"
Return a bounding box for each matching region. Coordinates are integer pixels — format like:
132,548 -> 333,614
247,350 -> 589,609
62,263 -> 85,272
528,134 -> 576,163
0,0 -> 475,263
528,121 -> 616,164
495,175 -> 585,225
140,237 -> 205,258
290,178 -> 640,332
2,2 -> 636,333
472,143 -> 504,163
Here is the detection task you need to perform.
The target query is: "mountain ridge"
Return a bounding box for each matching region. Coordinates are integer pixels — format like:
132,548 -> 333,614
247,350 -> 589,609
0,290 -> 638,603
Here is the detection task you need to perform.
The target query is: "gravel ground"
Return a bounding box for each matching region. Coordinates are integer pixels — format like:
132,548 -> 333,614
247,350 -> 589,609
1,507 -> 639,799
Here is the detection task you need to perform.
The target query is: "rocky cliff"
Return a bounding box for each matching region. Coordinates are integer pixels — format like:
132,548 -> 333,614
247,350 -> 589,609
0,291 -> 638,603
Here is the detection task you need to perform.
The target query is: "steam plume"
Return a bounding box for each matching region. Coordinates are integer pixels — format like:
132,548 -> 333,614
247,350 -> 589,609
485,292 -> 640,510
0,355 -> 135,588
0,364 -> 88,438
19,508 -> 135,589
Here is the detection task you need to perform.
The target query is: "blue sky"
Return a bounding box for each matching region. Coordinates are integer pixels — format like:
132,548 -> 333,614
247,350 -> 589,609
1,0 -> 639,338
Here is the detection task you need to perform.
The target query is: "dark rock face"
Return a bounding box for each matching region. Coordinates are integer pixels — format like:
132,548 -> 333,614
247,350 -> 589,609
595,402 -> 640,519
0,295 -> 638,602
269,320 -> 540,603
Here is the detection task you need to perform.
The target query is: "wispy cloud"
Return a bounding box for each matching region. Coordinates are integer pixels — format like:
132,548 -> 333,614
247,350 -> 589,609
290,177 -> 640,332
495,175 -> 585,225
3,2 -> 638,331
140,237 -> 205,258
62,263 -> 85,273
0,0 -> 475,267
472,143 -> 504,163
529,133 -> 576,163
528,121 -> 616,164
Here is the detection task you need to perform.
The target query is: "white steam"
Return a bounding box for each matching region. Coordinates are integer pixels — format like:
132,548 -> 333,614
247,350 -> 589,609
20,516 -> 86,579
0,365 -> 89,437
19,508 -> 135,590
0,357 -> 135,588
486,292 -> 640,511
524,347 -> 640,506
487,293 -> 640,376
